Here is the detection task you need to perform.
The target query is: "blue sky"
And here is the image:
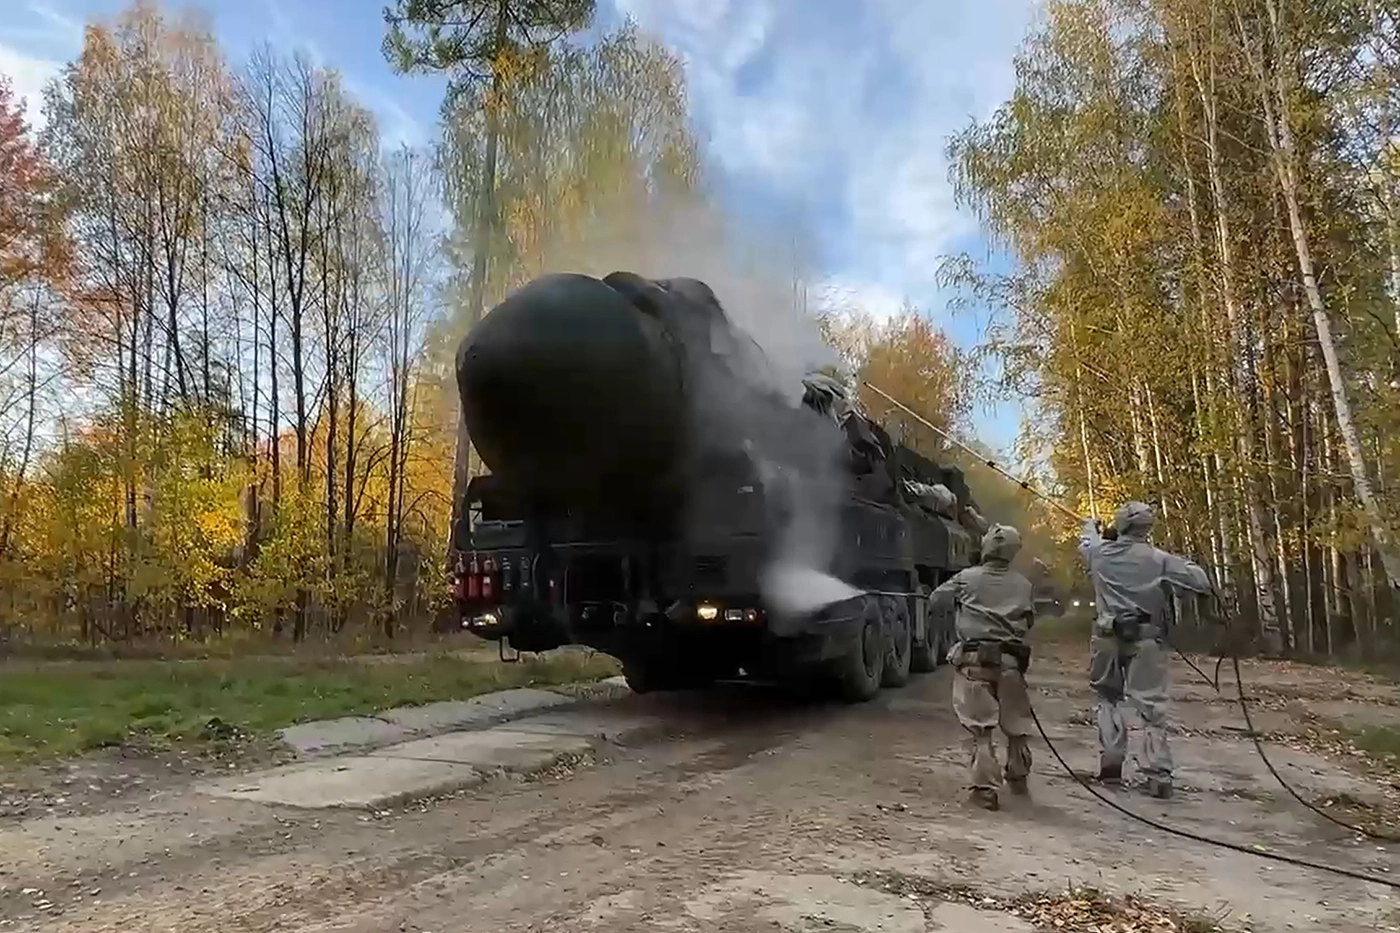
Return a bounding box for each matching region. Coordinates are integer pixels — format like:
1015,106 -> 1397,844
0,0 -> 1042,455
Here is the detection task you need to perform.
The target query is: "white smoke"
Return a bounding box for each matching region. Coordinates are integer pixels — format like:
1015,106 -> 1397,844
555,195 -> 863,615
631,205 -> 861,616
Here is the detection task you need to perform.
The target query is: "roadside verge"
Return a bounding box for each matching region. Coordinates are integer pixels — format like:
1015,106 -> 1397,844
195,678 -> 673,810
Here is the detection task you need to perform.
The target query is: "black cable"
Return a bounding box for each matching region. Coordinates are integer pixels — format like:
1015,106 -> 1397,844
1227,653 -> 1400,844
1166,587 -> 1397,842
1024,696 -> 1400,890
1174,646 -> 1225,693
1168,630 -> 1399,843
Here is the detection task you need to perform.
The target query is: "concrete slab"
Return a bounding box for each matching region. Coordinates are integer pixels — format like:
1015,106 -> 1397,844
277,716 -> 410,757
198,756 -> 483,809
378,688 -> 573,735
505,709 -> 667,745
372,729 -> 593,772
276,687 -> 577,758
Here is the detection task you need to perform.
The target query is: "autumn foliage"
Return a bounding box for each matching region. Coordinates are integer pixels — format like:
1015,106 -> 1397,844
948,0 -> 1400,657
0,1 -> 995,653
0,76 -> 65,299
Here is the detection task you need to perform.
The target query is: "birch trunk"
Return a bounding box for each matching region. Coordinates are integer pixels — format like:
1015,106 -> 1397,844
1172,39 -> 1228,581
1249,0 -> 1400,590
1188,8 -> 1282,649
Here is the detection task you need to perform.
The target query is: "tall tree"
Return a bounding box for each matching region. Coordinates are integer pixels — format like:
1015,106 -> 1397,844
948,0 -> 1400,654
0,76 -> 65,301
382,0 -> 596,539
378,144 -> 439,636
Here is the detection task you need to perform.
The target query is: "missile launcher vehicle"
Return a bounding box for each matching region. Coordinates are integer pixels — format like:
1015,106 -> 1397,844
450,271 -> 990,701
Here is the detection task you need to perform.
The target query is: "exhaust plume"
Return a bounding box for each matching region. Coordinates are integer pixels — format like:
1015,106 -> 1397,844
556,197 -> 858,615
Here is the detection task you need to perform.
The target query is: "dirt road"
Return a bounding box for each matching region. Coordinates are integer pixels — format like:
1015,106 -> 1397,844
1,641 -> 1397,932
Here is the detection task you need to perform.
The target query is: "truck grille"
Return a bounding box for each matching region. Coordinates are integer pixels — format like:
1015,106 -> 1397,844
694,555 -> 728,585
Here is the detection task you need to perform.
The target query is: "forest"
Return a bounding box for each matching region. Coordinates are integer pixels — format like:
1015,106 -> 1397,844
1,0 -> 1395,665
947,0 -> 1400,659
0,0 -> 965,650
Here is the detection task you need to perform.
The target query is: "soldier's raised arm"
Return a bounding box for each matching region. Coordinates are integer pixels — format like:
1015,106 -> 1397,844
929,570 -> 966,615
1078,517 -> 1102,564
1159,549 -> 1212,595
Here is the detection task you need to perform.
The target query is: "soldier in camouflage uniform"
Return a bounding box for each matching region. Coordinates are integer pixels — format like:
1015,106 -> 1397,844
1079,502 -> 1212,798
931,524 -> 1037,811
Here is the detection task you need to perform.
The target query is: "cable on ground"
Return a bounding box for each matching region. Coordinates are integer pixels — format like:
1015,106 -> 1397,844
1023,696 -> 1399,890
862,382 -> 1399,870
1185,644 -> 1400,844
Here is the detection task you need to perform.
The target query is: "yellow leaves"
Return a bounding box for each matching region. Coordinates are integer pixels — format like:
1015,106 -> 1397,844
194,509 -> 238,547
850,309 -> 969,454
468,22 -> 700,293
492,44 -> 548,95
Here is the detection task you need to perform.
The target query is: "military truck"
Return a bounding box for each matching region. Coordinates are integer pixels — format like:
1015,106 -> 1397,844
449,271 -> 990,702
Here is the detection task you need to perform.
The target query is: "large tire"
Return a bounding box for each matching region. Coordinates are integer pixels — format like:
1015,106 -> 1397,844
910,587 -> 940,673
881,596 -> 912,687
833,595 -> 886,703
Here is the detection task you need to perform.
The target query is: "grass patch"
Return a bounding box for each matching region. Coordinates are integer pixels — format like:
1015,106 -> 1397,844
0,630 -> 491,663
1346,724 -> 1400,769
0,649 -> 620,765
1032,609 -> 1092,646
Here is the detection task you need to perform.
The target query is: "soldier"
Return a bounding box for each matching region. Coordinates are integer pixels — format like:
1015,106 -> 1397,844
1079,501 -> 1212,798
931,524 -> 1037,811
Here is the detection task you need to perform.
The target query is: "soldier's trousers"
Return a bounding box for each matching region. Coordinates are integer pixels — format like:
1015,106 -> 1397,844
1089,634 -> 1171,780
950,646 -> 1033,791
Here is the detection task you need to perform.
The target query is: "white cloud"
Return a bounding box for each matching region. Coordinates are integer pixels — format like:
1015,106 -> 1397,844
342,76 -> 428,150
0,1 -> 86,133
0,45 -> 60,132
814,279 -> 908,322
612,0 -> 1041,319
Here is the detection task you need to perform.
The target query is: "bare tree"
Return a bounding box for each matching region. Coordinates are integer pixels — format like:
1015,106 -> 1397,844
377,144 -> 439,637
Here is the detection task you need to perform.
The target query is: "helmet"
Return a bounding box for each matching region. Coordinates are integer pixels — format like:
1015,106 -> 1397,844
1113,501 -> 1155,538
980,523 -> 1022,563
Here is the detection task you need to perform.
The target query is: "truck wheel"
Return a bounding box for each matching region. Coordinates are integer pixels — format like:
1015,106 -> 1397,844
881,596 -> 912,688
833,595 -> 885,703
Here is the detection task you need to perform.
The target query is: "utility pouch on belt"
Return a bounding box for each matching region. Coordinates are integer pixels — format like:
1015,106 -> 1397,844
973,641 -> 1003,668
1004,642 -> 1032,674
1111,610 -> 1149,642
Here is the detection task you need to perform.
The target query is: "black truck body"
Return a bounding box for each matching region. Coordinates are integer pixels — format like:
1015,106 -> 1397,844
450,271 -> 988,701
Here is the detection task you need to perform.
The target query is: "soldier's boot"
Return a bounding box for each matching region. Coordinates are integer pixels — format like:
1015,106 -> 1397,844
1096,763 -> 1122,786
969,788 -> 1000,811
1004,736 -> 1032,797
1145,776 -> 1173,799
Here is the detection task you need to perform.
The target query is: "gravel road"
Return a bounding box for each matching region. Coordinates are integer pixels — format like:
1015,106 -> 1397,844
1,642 -> 1396,932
